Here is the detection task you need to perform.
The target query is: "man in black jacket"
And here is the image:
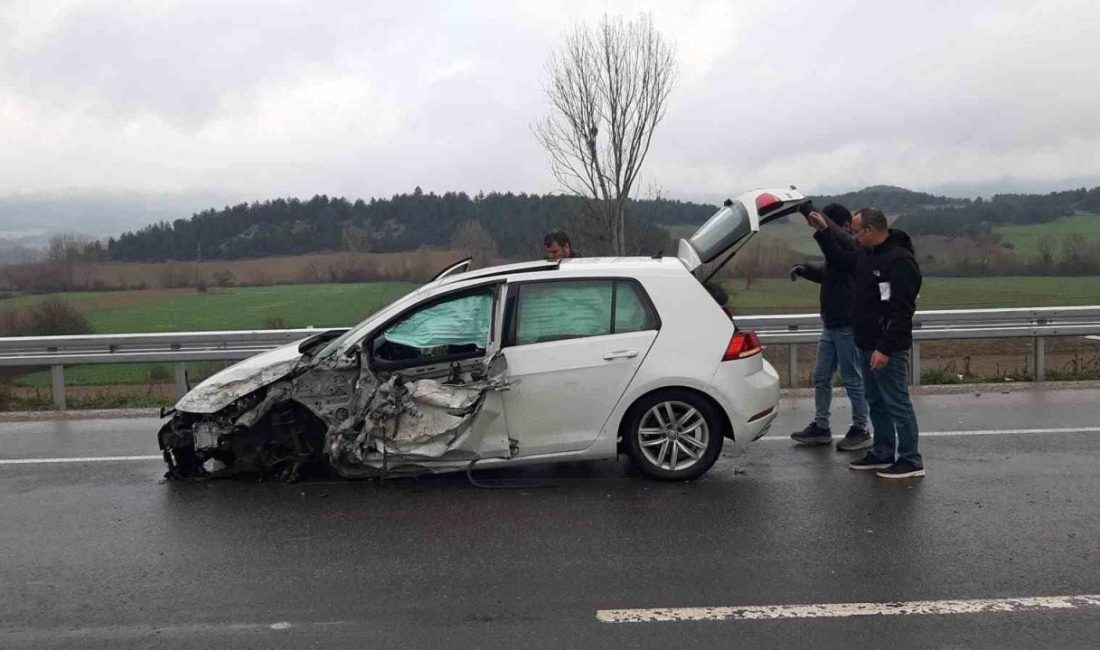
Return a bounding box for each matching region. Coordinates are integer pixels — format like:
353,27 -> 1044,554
789,203 -> 871,451
810,207 -> 925,479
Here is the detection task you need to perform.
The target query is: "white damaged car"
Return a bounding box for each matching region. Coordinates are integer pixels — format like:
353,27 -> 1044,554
158,188 -> 803,481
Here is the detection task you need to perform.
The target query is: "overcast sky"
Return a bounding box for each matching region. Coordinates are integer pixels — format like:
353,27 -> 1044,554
2,0 -> 1099,207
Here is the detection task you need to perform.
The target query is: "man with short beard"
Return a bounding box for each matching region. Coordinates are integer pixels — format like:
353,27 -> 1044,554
809,208 -> 925,479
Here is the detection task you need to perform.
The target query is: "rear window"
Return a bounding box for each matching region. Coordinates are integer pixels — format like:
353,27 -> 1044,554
687,201 -> 751,264
509,280 -> 657,347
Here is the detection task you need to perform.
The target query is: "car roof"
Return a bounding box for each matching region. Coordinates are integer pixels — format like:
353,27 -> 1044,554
436,256 -> 689,288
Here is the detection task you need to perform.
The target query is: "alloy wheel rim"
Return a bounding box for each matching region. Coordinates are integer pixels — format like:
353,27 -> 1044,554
638,400 -> 709,471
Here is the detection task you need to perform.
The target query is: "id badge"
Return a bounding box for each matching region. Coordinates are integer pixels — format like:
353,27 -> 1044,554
878,282 -> 891,301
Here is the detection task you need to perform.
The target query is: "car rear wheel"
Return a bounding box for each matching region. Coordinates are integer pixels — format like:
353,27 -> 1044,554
623,389 -> 724,481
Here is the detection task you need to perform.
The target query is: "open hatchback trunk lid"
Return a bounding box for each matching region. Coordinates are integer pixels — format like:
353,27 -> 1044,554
677,187 -> 807,275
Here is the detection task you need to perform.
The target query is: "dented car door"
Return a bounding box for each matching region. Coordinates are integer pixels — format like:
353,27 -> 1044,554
332,282 -> 515,469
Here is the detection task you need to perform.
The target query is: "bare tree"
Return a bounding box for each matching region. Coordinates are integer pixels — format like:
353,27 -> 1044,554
340,224 -> 374,254
451,220 -> 499,268
1034,234 -> 1055,273
535,13 -> 676,255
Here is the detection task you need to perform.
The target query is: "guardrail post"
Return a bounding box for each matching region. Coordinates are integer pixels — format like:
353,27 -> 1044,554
911,341 -> 921,387
787,344 -> 798,388
174,362 -> 188,398
51,364 -> 66,411
1033,336 -> 1045,382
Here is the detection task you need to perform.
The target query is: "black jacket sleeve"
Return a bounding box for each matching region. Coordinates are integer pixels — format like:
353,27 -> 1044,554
813,222 -> 859,271
876,253 -> 922,355
799,263 -> 824,284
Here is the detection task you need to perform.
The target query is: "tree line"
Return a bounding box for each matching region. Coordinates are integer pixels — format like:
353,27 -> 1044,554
106,189 -> 717,262
82,183 -> 1100,266
893,186 -> 1100,237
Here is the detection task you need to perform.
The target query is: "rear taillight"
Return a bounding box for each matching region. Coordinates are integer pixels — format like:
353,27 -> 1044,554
755,193 -> 782,216
723,330 -> 762,361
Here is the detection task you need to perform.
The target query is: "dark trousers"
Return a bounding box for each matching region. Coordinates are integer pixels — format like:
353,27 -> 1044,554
859,348 -> 923,467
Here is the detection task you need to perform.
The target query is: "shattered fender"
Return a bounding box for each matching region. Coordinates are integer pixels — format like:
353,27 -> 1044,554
175,343 -> 304,414
160,351 -> 515,481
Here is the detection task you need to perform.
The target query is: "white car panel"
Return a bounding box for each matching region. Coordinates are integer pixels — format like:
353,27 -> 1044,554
502,330 -> 658,456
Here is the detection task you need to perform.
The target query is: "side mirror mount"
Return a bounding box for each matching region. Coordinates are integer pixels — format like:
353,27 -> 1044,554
486,350 -> 508,376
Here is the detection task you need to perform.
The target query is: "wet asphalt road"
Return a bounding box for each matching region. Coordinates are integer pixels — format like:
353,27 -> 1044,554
1,387 -> 1099,648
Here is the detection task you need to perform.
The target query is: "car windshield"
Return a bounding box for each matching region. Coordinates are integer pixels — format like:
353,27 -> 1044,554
312,290 -> 420,359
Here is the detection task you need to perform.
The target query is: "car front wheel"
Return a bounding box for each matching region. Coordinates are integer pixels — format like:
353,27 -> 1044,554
623,389 -> 724,481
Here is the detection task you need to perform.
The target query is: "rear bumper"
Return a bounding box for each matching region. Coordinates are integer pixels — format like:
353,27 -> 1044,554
715,359 -> 780,443
744,409 -> 778,442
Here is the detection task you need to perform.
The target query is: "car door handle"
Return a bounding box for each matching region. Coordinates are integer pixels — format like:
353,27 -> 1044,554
603,349 -> 639,360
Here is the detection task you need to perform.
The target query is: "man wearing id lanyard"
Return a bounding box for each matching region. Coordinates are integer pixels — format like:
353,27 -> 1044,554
808,207 -> 925,479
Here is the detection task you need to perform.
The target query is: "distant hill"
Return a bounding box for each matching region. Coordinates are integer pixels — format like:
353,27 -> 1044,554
0,189 -> 237,243
812,185 -> 966,214
647,185 -> 969,227
23,183 -> 1100,263
106,190 -> 709,261
893,186 -> 1100,237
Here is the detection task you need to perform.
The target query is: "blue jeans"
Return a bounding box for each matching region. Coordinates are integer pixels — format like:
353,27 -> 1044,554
859,348 -> 923,467
813,327 -> 869,430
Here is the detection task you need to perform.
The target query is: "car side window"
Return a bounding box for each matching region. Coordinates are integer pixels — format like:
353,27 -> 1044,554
374,291 -> 493,364
614,281 -> 656,334
511,280 -> 657,347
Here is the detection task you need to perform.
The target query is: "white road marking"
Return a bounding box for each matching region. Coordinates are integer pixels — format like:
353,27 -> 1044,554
1,426 -> 1096,465
762,426 -> 1100,441
597,593 -> 1100,623
0,455 -> 162,465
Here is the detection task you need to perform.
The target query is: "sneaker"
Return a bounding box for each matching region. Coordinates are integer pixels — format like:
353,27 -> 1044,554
791,422 -> 832,445
836,426 -> 872,452
849,453 -> 893,471
876,460 -> 926,479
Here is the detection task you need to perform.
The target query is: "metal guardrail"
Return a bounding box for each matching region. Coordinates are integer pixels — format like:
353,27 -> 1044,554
2,308 -> 1100,410
0,328 -> 329,410
737,306 -> 1100,389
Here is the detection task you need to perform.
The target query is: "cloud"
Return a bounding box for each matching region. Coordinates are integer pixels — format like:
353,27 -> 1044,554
1,0 -> 1098,204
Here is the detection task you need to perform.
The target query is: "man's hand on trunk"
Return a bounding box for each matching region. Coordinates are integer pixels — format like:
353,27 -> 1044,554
806,211 -> 828,231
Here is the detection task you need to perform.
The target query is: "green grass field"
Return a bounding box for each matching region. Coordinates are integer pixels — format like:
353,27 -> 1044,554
722,276 -> 1100,312
3,283 -> 415,387
5,276 -> 1100,388
89,282 -> 416,332
669,213 -> 1100,260
994,213 -> 1100,257
666,221 -> 821,255
5,282 -> 416,333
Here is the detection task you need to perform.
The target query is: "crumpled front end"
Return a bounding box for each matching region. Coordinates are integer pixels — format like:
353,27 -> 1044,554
159,353 -> 513,481
325,373 -> 512,478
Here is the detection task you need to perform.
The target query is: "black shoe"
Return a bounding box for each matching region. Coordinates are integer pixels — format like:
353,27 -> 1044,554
791,422 -> 832,445
876,460 -> 926,479
848,452 -> 893,471
836,426 -> 872,452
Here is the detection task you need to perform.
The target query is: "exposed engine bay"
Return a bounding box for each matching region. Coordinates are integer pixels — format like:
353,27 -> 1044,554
158,350 -> 513,482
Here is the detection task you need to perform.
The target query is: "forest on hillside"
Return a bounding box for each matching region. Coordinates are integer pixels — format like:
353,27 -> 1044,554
106,190 -> 716,262
103,184 -> 1100,263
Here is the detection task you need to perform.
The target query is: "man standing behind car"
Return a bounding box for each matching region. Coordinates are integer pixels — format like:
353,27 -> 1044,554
789,203 -> 871,451
544,230 -> 581,260
810,208 -> 925,479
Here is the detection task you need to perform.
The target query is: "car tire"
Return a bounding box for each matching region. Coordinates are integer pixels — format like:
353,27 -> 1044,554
622,389 -> 724,481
